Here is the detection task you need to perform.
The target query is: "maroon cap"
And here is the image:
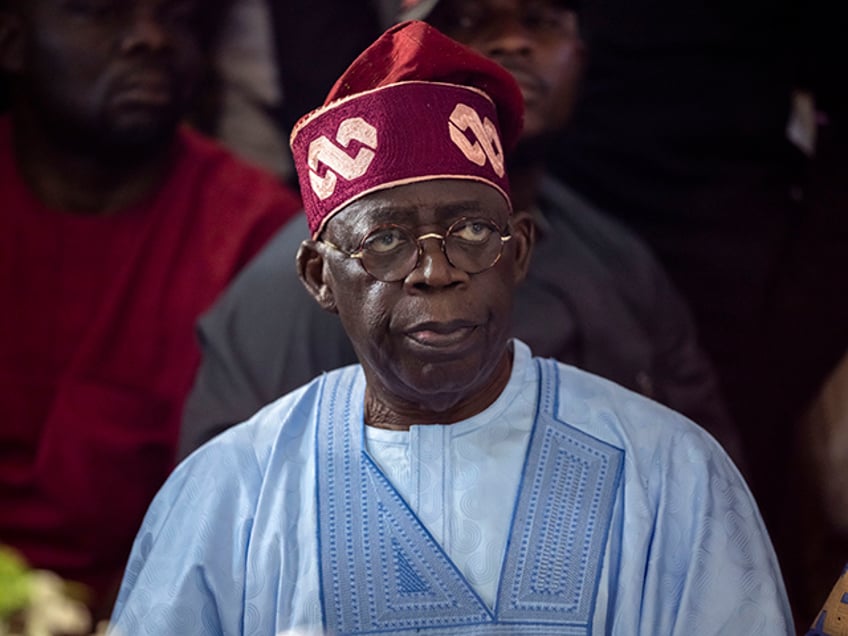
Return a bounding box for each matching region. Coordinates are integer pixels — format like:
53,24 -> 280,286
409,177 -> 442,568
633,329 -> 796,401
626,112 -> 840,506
290,20 -> 524,237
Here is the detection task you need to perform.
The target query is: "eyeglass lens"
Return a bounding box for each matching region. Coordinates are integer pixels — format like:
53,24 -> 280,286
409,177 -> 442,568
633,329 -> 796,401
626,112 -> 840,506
358,218 -> 507,282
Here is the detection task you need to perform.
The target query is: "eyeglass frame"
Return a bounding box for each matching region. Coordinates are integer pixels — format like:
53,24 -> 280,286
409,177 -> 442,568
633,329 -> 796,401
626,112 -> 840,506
318,216 -> 513,282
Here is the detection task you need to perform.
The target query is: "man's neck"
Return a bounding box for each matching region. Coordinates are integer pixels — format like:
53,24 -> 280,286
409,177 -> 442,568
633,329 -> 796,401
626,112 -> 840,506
11,114 -> 175,215
363,347 -> 515,431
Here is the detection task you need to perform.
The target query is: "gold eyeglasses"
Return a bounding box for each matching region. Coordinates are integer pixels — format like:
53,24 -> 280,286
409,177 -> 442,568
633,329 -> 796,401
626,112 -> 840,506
320,216 -> 512,282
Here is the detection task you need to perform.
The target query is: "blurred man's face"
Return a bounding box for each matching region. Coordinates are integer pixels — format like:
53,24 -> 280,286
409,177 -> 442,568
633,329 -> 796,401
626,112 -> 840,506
6,0 -> 203,153
428,0 -> 584,141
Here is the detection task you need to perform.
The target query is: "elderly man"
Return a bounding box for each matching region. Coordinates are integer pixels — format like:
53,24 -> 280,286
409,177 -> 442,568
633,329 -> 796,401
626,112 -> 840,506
112,21 -> 790,634
180,0 -> 743,466
0,0 -> 299,615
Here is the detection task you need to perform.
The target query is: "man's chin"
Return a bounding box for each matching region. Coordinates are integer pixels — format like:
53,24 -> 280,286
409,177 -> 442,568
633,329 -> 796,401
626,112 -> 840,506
102,117 -> 179,155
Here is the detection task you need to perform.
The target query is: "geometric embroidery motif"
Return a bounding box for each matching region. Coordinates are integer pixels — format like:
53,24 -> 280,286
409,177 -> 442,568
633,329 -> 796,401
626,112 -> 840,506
448,103 -> 505,178
317,369 -> 490,635
364,460 -> 490,631
393,538 -> 432,595
497,361 -> 623,629
307,117 -> 377,200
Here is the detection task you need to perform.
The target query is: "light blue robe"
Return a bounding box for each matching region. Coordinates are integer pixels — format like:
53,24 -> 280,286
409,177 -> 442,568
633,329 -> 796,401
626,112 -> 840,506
111,341 -> 792,635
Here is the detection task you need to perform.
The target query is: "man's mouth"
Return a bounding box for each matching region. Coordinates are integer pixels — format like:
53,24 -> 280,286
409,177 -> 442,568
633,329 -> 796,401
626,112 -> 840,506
405,320 -> 478,349
112,72 -> 173,107
504,67 -> 546,101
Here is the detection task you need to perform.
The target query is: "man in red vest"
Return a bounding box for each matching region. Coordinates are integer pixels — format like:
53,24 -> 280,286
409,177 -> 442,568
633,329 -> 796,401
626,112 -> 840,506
0,0 -> 300,617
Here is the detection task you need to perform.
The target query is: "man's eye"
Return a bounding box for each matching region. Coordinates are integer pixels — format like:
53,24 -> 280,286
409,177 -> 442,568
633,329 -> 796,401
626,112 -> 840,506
523,6 -> 576,33
456,14 -> 482,32
364,228 -> 409,254
433,3 -> 485,38
451,220 -> 494,243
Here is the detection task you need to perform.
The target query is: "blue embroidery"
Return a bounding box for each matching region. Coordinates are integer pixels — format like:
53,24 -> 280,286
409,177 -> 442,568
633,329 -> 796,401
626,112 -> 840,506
317,359 -> 624,635
497,360 -> 623,629
363,458 -> 492,630
317,368 -> 489,635
393,538 -> 431,595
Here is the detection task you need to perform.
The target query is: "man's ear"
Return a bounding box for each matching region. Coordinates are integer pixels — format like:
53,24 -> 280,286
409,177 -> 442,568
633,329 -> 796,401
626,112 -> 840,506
0,10 -> 24,75
297,240 -> 338,313
508,210 -> 535,285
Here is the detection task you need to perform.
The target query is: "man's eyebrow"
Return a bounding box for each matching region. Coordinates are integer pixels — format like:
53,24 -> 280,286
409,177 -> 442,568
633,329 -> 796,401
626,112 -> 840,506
433,201 -> 486,220
360,200 -> 485,225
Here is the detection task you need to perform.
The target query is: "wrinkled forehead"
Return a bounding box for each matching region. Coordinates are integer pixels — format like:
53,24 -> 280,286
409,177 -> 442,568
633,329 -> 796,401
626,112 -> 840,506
325,178 -> 511,237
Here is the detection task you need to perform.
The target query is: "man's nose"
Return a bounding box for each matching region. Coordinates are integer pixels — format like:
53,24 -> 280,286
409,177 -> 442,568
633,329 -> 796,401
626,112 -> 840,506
120,9 -> 171,54
480,16 -> 534,59
406,236 -> 464,289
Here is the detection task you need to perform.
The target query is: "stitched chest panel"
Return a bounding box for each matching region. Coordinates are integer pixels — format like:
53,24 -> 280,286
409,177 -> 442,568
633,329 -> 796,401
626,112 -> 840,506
316,361 -> 623,635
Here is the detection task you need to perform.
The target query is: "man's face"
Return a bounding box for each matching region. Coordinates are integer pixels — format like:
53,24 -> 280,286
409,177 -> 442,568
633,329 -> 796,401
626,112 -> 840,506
428,0 -> 584,141
306,180 -> 533,418
6,0 -> 202,151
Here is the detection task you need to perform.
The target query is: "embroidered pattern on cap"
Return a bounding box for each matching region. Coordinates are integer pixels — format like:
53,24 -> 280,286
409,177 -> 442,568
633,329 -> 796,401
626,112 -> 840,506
308,117 -> 378,200
449,103 -> 505,178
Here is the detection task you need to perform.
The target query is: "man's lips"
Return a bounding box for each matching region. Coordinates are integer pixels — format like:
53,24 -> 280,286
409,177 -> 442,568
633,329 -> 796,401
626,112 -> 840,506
112,72 -> 173,106
504,66 -> 546,99
404,320 -> 478,348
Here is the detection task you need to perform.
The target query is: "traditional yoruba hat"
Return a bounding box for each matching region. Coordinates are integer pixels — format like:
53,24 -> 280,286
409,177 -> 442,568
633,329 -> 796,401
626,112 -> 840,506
289,20 -> 524,238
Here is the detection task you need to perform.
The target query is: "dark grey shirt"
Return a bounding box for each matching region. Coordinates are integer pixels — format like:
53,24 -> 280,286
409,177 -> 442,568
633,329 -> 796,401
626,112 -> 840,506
180,175 -> 741,463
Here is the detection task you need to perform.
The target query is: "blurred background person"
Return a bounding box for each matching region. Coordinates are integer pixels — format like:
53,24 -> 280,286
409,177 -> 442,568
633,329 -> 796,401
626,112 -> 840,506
0,0 -> 300,618
538,0 -> 847,581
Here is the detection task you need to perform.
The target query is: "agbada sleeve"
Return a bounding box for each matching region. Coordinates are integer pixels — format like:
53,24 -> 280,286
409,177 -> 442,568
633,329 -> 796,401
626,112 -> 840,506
632,427 -> 794,636
109,432 -> 262,635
